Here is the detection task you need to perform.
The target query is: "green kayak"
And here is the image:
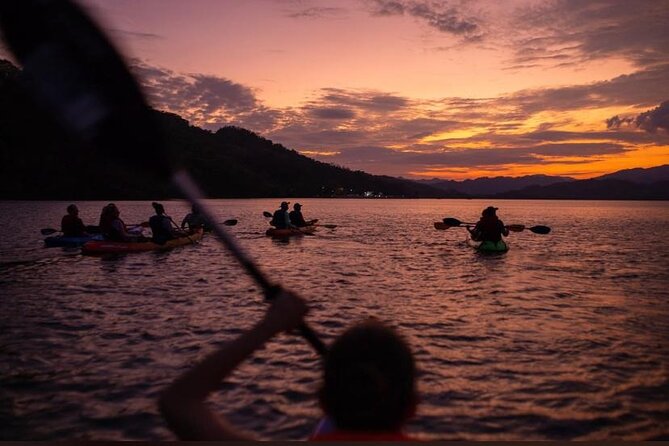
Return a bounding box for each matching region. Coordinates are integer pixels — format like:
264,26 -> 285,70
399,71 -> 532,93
467,237 -> 509,252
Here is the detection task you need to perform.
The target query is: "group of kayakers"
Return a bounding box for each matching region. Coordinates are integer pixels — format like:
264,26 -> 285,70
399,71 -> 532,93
60,202 -> 210,244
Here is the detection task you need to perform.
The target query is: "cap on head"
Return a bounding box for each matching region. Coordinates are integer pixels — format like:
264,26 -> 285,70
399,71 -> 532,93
482,206 -> 498,216
280,201 -> 290,208
152,202 -> 165,214
294,203 -> 302,209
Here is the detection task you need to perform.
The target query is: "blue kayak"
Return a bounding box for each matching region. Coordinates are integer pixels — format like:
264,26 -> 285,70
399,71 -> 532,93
44,234 -> 103,247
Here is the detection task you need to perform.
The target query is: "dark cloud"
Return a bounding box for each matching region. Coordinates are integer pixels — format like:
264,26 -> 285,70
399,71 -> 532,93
307,107 -> 356,120
285,6 -> 347,19
318,88 -> 409,112
635,101 -> 669,134
109,29 -> 162,40
131,61 -> 266,130
370,0 -> 482,40
605,115 -> 635,130
510,0 -> 669,68
507,63 -> 669,115
605,101 -> 669,134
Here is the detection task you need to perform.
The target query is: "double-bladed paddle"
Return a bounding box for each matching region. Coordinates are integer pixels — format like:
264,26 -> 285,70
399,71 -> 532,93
438,217 -> 551,234
2,0 -> 326,355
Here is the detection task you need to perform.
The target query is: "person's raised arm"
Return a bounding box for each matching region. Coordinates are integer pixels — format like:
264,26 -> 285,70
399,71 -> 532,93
159,289 -> 309,440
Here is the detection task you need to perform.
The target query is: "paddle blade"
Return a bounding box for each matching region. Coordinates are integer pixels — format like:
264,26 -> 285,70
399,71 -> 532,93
223,219 -> 238,226
529,225 -> 551,234
0,0 -> 170,179
506,224 -> 525,232
319,224 -> 337,229
442,217 -> 462,226
434,222 -> 450,230
41,228 -> 58,235
263,211 -> 273,218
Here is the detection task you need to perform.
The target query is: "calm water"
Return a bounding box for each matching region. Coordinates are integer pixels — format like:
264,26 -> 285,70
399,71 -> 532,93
1,199 -> 668,440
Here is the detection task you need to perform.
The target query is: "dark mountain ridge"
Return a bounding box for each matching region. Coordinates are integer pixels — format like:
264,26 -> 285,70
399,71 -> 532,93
1,59 -> 667,200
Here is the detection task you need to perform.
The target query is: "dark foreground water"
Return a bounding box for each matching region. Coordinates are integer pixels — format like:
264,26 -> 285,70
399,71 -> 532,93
1,199 -> 668,440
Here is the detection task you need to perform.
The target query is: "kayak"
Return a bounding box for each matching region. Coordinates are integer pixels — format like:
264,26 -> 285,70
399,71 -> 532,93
44,234 -> 103,247
467,236 -> 509,253
265,226 -> 316,238
81,230 -> 203,254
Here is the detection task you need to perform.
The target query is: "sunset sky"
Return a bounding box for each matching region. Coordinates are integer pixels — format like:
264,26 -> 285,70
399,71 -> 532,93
48,1 -> 669,179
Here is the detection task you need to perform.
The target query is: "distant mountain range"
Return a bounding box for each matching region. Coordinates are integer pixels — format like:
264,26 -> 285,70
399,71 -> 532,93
1,58 -> 668,200
416,165 -> 669,199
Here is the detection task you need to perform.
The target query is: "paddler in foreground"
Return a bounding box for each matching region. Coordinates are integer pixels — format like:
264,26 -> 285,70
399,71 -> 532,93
467,206 -> 509,243
159,289 -> 419,441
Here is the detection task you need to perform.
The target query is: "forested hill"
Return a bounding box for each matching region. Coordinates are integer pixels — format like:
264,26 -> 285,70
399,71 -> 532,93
0,59 -> 450,200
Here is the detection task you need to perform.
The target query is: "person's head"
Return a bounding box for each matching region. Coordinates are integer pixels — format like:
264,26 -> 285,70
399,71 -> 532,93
152,202 -> 165,215
191,204 -> 201,215
319,319 -> 417,432
280,201 -> 289,210
293,203 -> 302,211
482,206 -> 498,217
105,203 -> 119,218
67,204 -> 78,215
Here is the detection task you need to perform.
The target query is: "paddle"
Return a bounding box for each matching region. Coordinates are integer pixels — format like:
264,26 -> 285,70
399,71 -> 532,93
441,217 -> 551,234
0,1 -> 326,356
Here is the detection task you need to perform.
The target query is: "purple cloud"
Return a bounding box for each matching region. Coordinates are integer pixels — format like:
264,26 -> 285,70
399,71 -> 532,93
370,0 -> 482,40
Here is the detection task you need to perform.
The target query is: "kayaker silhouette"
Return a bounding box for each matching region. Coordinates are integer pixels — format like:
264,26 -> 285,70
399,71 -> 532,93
160,289 -> 419,441
467,206 -> 509,242
288,203 -> 314,228
270,201 -> 297,229
61,204 -> 88,237
149,202 -> 180,245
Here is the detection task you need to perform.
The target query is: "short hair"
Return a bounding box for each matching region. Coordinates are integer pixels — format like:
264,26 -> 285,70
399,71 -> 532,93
67,204 -> 77,214
319,319 -> 416,431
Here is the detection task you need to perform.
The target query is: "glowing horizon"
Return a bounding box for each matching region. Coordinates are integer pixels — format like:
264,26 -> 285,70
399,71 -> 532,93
53,0 -> 669,180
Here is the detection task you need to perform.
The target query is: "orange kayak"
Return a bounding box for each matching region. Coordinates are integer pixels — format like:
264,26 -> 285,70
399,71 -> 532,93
82,229 -> 203,254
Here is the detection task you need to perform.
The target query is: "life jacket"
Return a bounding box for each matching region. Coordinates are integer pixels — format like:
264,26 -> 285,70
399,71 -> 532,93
150,214 -> 174,244
289,210 -> 307,227
474,216 -> 505,242
103,218 -> 126,241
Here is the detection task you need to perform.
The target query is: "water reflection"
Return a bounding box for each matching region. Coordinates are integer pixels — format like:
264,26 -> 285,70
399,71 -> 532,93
0,199 -> 668,440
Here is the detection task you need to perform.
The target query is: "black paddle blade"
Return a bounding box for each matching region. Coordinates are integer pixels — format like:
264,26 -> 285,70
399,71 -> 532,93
223,219 -> 238,226
442,217 -> 462,226
263,211 -> 273,218
40,228 -> 57,235
0,0 -> 170,179
530,225 -> 551,234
